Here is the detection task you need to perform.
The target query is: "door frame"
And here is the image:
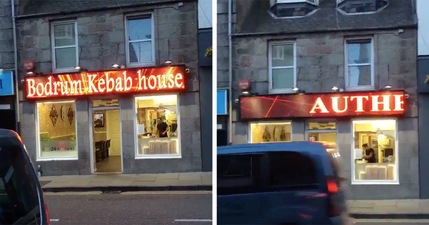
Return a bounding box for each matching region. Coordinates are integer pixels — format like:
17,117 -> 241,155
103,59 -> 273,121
89,106 -> 123,173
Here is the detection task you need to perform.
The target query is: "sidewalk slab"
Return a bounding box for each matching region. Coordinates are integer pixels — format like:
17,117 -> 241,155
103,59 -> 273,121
348,199 -> 429,219
39,172 -> 212,192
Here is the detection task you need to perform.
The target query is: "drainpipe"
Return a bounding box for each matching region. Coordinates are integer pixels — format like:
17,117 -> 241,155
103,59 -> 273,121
227,0 -> 233,145
11,0 -> 20,134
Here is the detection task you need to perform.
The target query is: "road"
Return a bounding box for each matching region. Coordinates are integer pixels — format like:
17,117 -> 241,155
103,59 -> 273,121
353,219 -> 429,225
44,191 -> 212,225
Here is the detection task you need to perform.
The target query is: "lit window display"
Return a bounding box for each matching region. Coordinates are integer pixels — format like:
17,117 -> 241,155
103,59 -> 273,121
307,122 -> 337,154
135,95 -> 180,157
352,120 -> 397,183
36,101 -> 78,160
249,122 -> 291,143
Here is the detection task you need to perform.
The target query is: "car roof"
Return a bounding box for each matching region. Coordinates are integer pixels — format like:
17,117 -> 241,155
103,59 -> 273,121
0,129 -> 24,147
218,142 -> 335,176
217,142 -> 327,155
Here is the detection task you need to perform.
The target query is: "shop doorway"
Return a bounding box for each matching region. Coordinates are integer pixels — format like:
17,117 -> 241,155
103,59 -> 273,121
305,121 -> 338,153
90,99 -> 122,173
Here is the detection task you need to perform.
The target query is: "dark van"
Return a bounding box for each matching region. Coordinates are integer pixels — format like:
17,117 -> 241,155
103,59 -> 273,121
0,129 -> 50,225
217,142 -> 351,225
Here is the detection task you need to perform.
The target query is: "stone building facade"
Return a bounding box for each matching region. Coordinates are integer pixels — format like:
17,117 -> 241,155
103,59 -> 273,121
16,0 -> 203,175
217,0 -> 419,199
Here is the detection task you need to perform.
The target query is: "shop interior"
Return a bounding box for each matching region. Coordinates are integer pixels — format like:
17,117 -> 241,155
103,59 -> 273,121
92,107 -> 122,173
249,122 -> 292,143
37,101 -> 77,159
135,95 -> 179,156
306,122 -> 338,153
91,99 -> 122,173
353,120 -> 396,181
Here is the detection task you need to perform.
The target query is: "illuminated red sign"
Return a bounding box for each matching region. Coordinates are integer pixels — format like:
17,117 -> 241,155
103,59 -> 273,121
240,91 -> 406,119
24,66 -> 186,99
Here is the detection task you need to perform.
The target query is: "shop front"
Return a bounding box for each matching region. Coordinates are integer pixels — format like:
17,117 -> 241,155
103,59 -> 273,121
22,65 -> 203,175
238,90 -> 420,199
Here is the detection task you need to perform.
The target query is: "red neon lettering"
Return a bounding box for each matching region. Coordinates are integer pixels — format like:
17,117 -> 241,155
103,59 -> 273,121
309,93 -> 405,115
331,96 -> 349,113
25,68 -> 186,98
371,95 -> 391,112
393,94 -> 404,111
350,96 -> 369,112
309,97 -> 329,113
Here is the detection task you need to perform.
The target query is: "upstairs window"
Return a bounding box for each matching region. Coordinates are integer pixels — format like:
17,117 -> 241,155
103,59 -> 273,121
126,14 -> 155,67
337,0 -> 389,14
269,0 -> 319,18
51,21 -> 78,71
268,42 -> 296,93
345,39 -> 374,90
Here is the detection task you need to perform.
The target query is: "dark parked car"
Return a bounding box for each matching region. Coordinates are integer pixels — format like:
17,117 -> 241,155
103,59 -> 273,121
217,142 -> 351,225
0,129 -> 50,225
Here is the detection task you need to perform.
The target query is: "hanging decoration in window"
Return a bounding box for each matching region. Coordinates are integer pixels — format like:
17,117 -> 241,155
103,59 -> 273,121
67,106 -> 75,125
49,104 -> 59,127
205,46 -> 212,57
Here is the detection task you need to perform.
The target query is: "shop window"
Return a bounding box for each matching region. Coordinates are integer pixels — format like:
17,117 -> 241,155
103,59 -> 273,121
352,120 -> 397,183
249,122 -> 291,143
345,38 -> 374,90
307,122 -> 338,154
126,14 -> 155,67
36,101 -> 78,160
51,21 -> 78,71
91,99 -> 119,107
268,42 -> 296,93
135,95 -> 180,158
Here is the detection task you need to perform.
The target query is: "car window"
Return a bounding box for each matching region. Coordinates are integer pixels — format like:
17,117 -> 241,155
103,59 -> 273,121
268,152 -> 318,188
0,144 -> 41,225
218,152 -> 318,195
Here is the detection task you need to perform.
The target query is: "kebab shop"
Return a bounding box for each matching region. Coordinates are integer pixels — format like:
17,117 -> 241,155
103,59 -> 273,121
239,90 -> 416,199
22,66 -> 198,175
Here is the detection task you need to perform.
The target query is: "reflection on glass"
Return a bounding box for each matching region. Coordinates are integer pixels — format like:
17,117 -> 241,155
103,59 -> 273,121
347,41 -> 371,64
55,47 -> 77,69
250,122 -> 291,143
54,23 -> 76,47
135,95 -> 180,156
127,17 -> 152,41
129,42 -> 152,63
353,120 -> 396,181
307,132 -> 337,153
37,101 -> 77,159
271,44 -> 294,67
272,68 -> 294,89
347,65 -> 371,87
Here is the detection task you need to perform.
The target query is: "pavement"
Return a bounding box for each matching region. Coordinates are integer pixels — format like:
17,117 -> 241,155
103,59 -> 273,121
44,191 -> 212,225
348,199 -> 429,219
39,172 -> 212,192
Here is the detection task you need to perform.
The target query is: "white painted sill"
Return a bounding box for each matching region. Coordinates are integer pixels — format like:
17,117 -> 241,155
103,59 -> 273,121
36,157 -> 79,162
268,89 -> 296,94
344,86 -> 375,92
53,68 -> 79,74
351,180 -> 399,185
126,62 -> 156,68
135,154 -> 182,159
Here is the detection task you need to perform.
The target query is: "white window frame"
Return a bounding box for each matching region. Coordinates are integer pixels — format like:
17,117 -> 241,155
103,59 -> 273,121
344,38 -> 375,91
50,21 -> 79,73
125,13 -> 156,68
35,100 -> 79,161
350,119 -> 399,185
247,121 -> 293,143
133,94 -> 182,159
268,42 -> 297,94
